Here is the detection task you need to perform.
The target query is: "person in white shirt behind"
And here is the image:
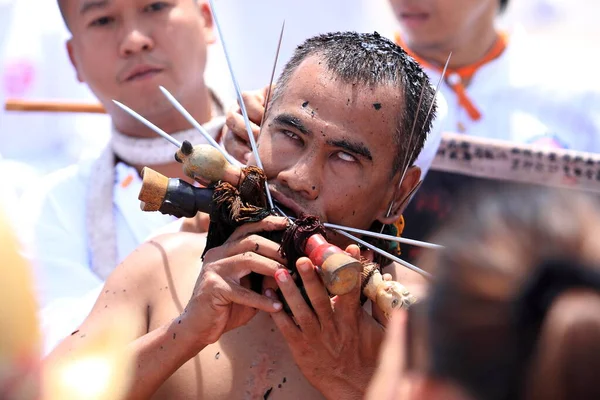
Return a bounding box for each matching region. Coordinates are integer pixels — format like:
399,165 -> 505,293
20,0 -> 233,350
388,0 -> 600,150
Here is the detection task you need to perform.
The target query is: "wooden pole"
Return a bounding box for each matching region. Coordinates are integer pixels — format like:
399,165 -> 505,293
4,99 -> 105,114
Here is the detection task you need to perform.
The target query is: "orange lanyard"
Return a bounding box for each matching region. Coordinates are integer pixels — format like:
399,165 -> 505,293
395,32 -> 507,121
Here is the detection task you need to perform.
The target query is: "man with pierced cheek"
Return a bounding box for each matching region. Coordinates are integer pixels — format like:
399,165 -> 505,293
45,32 -> 437,400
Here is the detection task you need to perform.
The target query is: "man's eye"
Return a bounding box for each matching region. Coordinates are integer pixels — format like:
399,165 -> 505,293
145,2 -> 169,12
281,130 -> 301,141
335,151 -> 357,163
89,16 -> 114,27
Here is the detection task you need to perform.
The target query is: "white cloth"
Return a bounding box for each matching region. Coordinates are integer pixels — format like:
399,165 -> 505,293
418,28 -> 600,152
22,160 -> 176,309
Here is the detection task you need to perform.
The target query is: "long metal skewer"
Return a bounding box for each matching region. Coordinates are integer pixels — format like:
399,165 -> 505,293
398,52 -> 452,188
259,21 -> 285,137
381,52 -> 453,228
112,100 -> 182,148
323,222 -> 443,250
158,85 -> 243,167
207,0 -> 275,211
335,229 -> 433,279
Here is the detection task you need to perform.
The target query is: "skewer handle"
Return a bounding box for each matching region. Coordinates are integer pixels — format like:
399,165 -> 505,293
4,99 -> 105,114
139,167 -> 213,218
175,142 -> 243,186
304,234 -> 362,295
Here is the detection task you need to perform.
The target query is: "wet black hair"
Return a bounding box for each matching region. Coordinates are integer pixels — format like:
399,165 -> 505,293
270,31 -> 437,176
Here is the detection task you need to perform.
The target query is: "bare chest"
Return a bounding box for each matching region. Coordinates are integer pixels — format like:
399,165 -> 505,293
149,292 -> 325,400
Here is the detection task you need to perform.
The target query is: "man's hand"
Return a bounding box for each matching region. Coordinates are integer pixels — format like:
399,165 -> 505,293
268,245 -> 386,400
180,216 -> 288,348
221,85 -> 271,163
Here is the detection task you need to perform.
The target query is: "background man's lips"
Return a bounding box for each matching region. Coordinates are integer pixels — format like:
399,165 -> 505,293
124,66 -> 163,82
400,13 -> 429,18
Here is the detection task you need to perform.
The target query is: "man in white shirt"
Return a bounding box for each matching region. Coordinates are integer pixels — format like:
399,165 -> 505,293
21,0 -> 231,316
388,0 -> 600,151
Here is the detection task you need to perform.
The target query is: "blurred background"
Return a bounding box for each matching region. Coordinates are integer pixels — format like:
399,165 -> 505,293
0,0 -> 598,183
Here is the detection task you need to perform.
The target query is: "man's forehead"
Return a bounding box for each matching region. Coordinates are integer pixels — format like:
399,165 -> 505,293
282,56 -> 403,109
275,56 -> 402,135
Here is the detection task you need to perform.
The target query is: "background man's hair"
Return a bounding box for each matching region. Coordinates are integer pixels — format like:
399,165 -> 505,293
270,31 -> 437,176
57,0 -> 70,32
500,0 -> 510,13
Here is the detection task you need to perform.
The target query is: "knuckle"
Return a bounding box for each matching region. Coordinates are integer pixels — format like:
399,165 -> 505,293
237,237 -> 256,253
225,113 -> 237,130
202,270 -> 222,287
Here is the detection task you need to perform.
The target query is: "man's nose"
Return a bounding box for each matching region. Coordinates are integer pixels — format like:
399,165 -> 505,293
119,27 -> 154,57
279,160 -> 321,201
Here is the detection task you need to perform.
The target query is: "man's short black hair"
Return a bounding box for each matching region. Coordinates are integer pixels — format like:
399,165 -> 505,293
270,31 -> 437,176
57,0 -> 70,31
500,0 -> 509,13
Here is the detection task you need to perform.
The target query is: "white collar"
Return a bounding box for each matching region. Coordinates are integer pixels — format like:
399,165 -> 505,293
86,92 -> 225,280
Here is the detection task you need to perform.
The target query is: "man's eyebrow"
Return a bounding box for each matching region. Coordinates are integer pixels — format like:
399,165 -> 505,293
273,113 -> 311,135
327,139 -> 373,161
80,0 -> 110,15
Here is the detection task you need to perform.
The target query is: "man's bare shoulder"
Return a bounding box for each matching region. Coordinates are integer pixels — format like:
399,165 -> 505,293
45,232 -> 208,363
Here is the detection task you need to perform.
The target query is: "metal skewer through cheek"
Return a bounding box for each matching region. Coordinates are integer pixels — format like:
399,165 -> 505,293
274,207 -> 433,280
208,0 -> 275,211
335,229 -> 433,280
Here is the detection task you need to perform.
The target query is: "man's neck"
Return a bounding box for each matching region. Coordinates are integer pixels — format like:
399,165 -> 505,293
406,27 -> 500,71
113,83 -> 213,139
111,83 -> 215,183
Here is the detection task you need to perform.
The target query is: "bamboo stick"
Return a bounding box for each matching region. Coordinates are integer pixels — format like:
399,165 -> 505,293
4,99 -> 105,114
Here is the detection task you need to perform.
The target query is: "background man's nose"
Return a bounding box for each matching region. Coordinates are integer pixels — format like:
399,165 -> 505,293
120,30 -> 154,56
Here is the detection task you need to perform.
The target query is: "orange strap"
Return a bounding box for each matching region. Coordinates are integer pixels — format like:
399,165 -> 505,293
395,32 -> 507,121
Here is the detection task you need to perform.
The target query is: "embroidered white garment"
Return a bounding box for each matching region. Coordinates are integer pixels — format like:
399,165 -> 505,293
86,113 -> 226,280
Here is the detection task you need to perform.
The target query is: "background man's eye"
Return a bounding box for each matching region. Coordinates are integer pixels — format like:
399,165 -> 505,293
146,2 -> 168,12
90,16 -> 113,27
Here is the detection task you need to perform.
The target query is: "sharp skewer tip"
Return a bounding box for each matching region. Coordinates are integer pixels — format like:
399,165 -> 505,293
380,51 -> 454,232
208,0 -> 275,210
324,222 -> 443,250
112,99 -> 182,148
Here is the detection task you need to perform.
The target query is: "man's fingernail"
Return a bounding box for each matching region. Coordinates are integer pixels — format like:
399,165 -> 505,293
275,269 -> 288,283
298,260 -> 311,273
273,302 -> 282,311
265,288 -> 275,298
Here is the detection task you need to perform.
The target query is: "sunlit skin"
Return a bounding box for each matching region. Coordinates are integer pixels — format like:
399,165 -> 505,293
63,0 -> 215,138
250,56 -> 421,239
389,0 -> 499,72
45,54 -> 427,400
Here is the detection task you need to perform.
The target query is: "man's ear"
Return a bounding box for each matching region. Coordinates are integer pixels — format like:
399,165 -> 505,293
66,39 -> 83,83
377,166 -> 421,225
199,1 -> 216,45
